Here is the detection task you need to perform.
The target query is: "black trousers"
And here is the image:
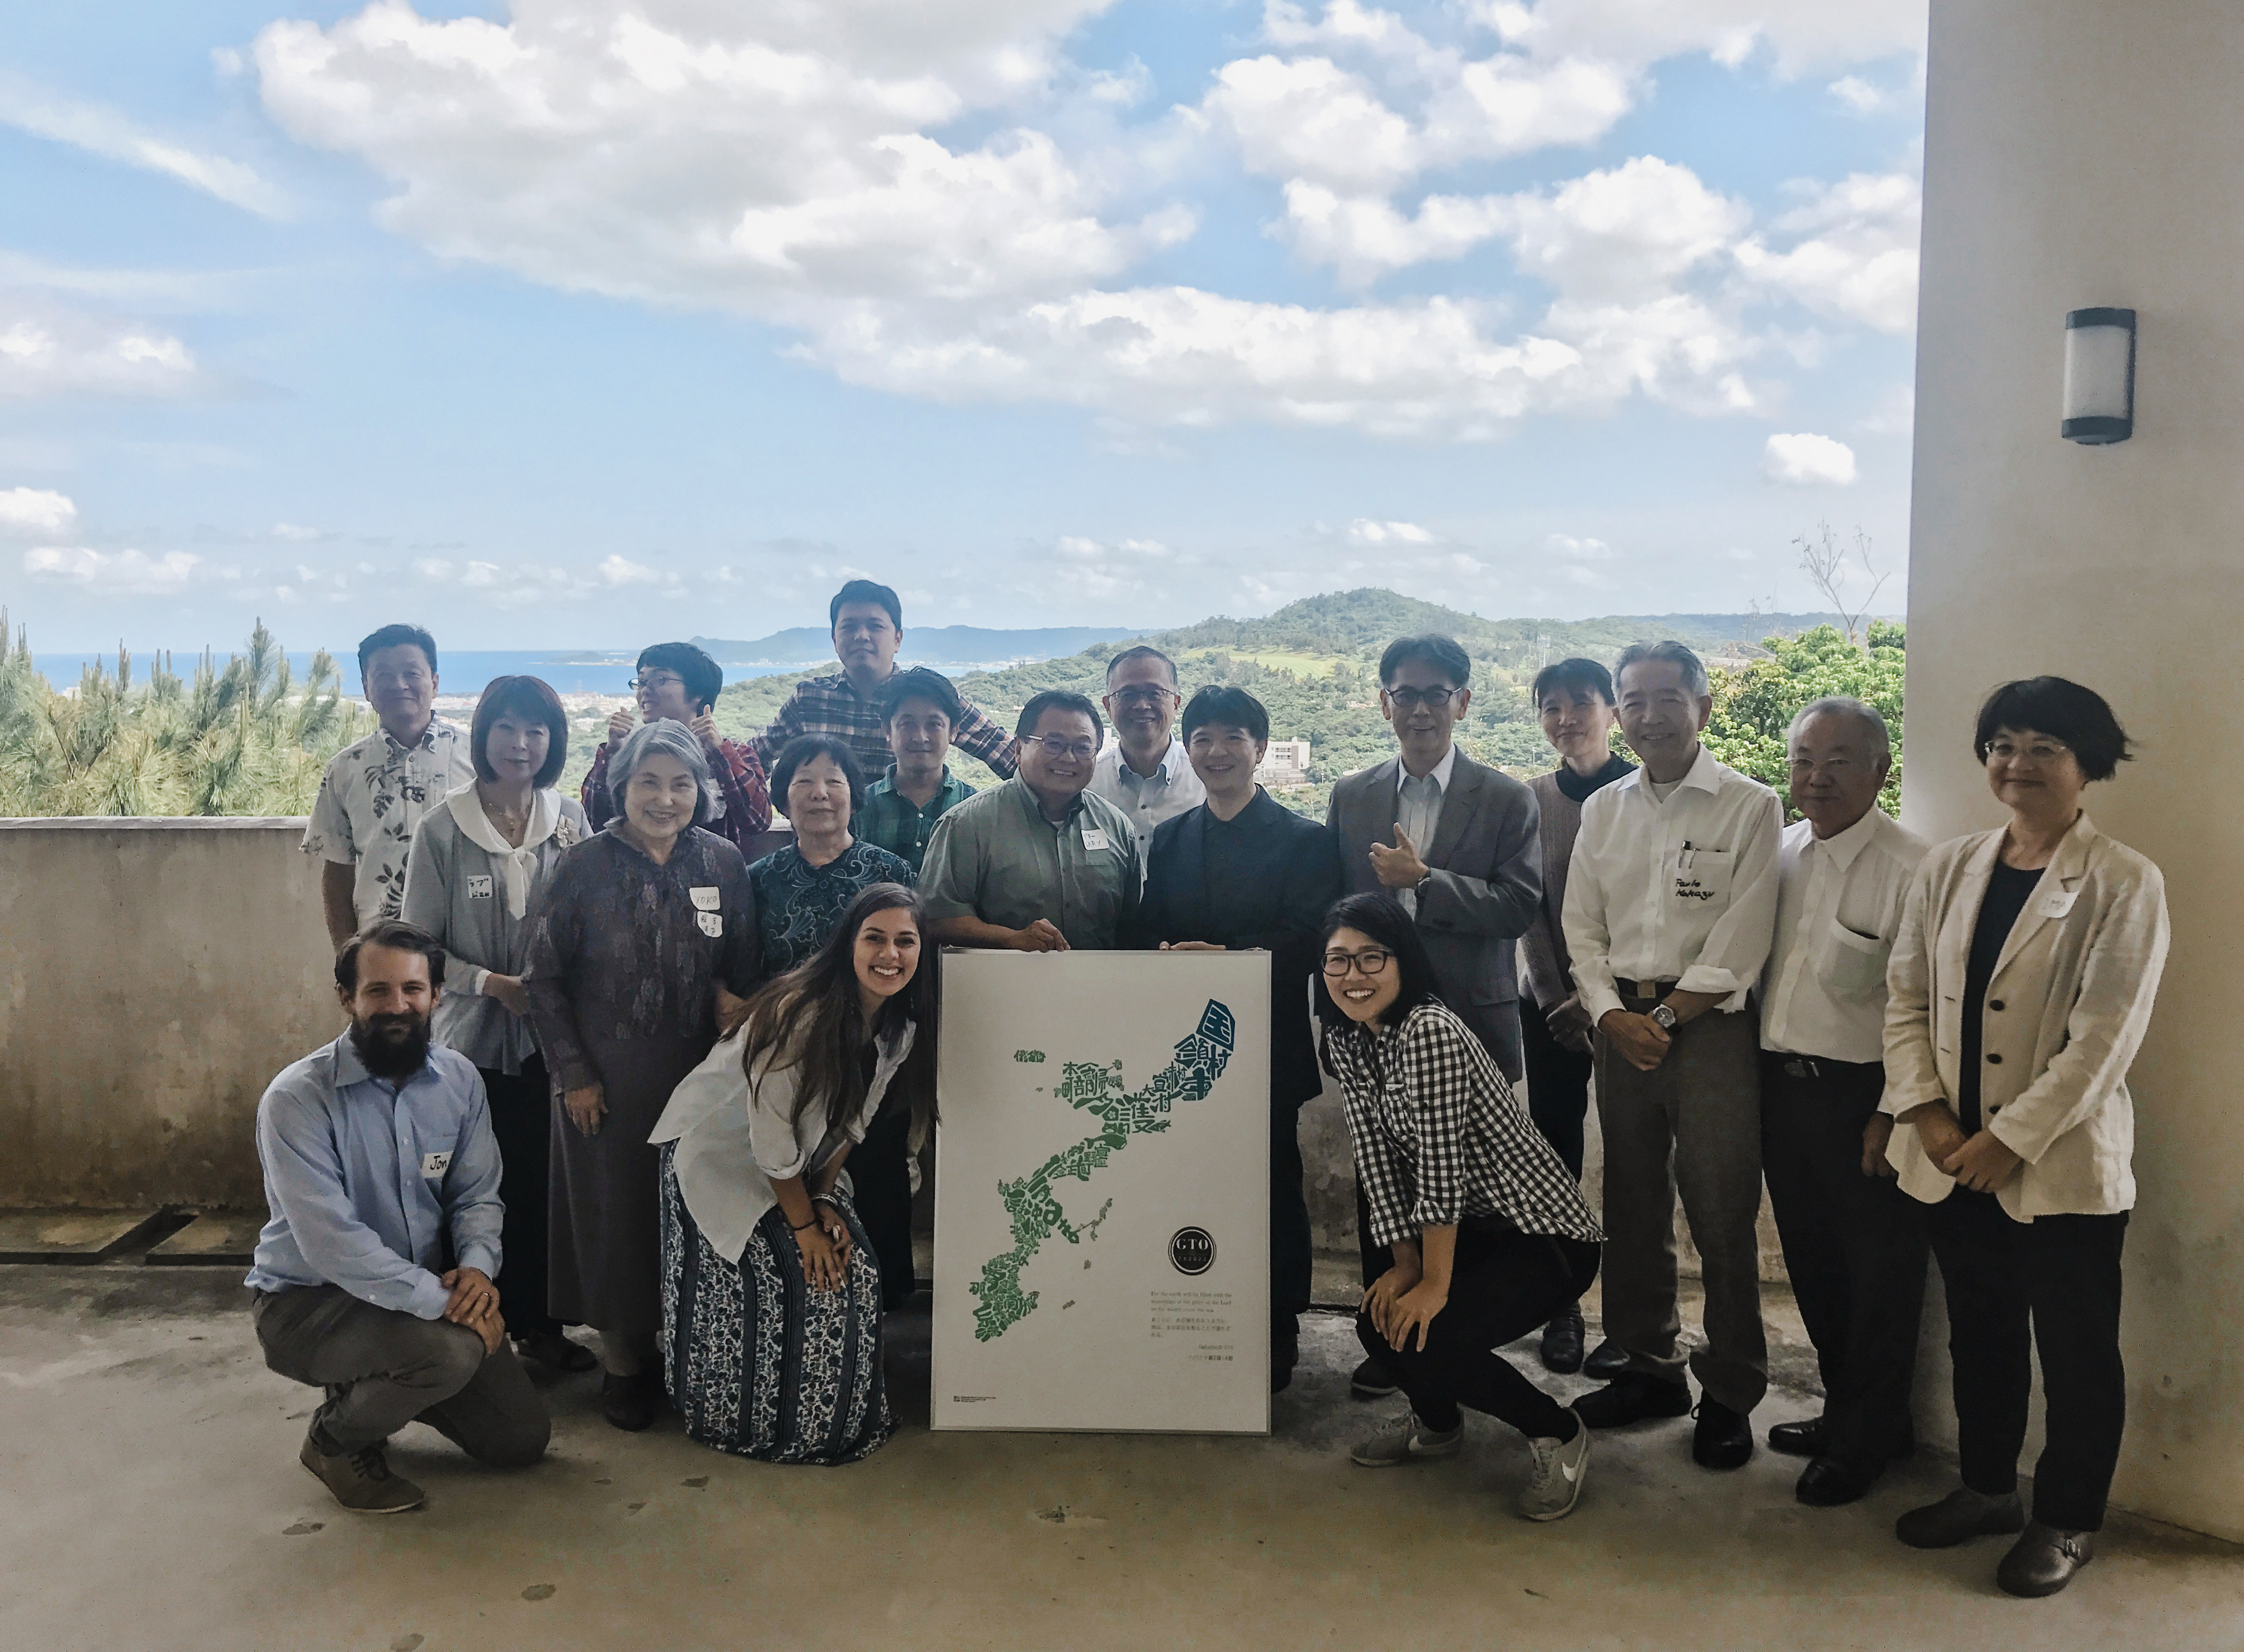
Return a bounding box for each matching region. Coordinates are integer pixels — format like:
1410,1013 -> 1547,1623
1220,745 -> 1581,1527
1519,992 -> 1591,1181
1759,1054 -> 1927,1468
1272,1094 -> 1312,1333
1923,1188 -> 2129,1531
1356,1224 -> 1600,1440
481,1056 -> 560,1338
850,1095 -> 919,1312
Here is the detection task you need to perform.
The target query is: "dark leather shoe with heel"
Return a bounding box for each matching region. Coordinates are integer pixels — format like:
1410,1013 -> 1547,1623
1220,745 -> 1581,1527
1769,1415 -> 1826,1457
1795,1456 -> 1878,1507
1997,1523 -> 2095,1597
1350,1356 -> 1398,1399
1692,1398 -> 1753,1469
1574,1372 -> 1692,1429
1582,1338 -> 1630,1380
1895,1487 -> 2027,1549
1539,1310 -> 1586,1375
601,1371 -> 657,1432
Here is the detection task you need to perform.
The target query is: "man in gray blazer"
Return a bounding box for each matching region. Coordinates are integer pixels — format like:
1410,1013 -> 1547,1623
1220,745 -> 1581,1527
1328,633 -> 1542,1398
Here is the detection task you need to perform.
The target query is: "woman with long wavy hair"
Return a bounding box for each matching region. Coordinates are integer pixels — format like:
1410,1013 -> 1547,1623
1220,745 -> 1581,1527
648,883 -> 936,1463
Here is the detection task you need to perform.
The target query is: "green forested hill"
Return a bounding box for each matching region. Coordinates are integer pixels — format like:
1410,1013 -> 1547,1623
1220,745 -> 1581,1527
701,588 -> 1886,818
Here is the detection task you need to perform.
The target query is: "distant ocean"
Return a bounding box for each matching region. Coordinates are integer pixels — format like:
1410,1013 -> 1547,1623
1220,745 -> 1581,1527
31,647 -> 1055,697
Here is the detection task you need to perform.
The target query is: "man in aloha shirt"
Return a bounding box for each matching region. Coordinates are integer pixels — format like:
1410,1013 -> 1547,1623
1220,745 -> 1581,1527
304,624 -> 476,948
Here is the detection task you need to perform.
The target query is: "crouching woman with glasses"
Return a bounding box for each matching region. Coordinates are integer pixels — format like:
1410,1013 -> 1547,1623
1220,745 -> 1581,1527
1317,892 -> 1606,1521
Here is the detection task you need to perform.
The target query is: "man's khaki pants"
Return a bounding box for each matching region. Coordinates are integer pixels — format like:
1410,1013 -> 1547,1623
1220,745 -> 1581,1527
1593,999 -> 1767,1414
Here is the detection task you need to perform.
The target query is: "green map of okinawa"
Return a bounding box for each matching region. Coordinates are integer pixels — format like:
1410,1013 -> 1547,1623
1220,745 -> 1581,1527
969,999 -> 1237,1342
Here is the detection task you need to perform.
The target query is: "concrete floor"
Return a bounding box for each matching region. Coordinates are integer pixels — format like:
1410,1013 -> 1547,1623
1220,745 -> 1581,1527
3,1267 -> 2238,1652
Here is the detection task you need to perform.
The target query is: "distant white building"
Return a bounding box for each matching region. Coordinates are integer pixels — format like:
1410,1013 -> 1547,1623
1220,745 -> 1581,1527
1256,739 -> 1313,786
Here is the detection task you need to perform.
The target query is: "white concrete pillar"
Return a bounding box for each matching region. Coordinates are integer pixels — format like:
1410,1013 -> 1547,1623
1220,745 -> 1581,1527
1907,0 -> 2244,1539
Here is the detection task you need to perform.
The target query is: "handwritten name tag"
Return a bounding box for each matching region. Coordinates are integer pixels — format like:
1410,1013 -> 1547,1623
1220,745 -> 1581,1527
690,886 -> 722,912
420,1151 -> 452,1179
466,875 -> 494,901
2035,887 -> 2079,921
1081,828 -> 1113,853
696,911 -> 724,938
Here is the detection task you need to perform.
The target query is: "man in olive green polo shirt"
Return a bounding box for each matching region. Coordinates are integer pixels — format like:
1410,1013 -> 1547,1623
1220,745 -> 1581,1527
921,690 -> 1140,951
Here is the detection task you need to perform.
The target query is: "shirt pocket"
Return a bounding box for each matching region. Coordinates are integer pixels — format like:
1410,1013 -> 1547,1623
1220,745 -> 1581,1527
1671,848 -> 1735,911
1818,921 -> 1891,1000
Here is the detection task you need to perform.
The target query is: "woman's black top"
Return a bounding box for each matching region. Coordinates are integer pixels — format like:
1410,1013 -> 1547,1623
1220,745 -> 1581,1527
1958,861 -> 2043,1133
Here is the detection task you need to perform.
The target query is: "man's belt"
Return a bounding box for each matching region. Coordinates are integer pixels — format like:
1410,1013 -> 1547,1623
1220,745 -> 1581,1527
1770,1054 -> 1884,1080
1615,977 -> 1679,1001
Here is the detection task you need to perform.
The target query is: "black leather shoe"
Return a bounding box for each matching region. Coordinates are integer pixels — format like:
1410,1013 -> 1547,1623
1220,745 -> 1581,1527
1768,1415 -> 1826,1457
1350,1356 -> 1398,1399
1574,1372 -> 1692,1429
1895,1487 -> 2027,1549
1997,1523 -> 2095,1597
1539,1310 -> 1586,1375
1582,1338 -> 1630,1379
601,1371 -> 656,1433
1272,1323 -> 1298,1394
1796,1455 -> 1879,1507
1692,1398 -> 1754,1469
516,1330 -> 599,1373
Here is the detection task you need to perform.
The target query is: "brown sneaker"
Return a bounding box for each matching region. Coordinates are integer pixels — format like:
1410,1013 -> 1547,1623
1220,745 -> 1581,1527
299,1432 -> 425,1513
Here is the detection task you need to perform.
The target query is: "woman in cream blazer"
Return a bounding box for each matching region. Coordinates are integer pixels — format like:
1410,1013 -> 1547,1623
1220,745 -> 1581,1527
1879,678 -> 2168,1599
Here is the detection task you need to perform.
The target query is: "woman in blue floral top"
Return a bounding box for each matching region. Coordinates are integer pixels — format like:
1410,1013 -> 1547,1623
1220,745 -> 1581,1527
749,736 -> 918,1306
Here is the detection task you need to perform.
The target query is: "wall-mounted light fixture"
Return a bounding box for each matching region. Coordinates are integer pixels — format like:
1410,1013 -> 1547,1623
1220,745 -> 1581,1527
2063,307 -> 2136,444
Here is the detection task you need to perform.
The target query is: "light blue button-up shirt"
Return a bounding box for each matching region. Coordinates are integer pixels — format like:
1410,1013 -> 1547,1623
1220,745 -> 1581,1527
244,1034 -> 504,1320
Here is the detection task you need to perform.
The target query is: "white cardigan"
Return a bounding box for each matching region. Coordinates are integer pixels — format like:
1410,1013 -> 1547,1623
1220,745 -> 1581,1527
649,1019 -> 916,1263
1880,813 -> 2169,1218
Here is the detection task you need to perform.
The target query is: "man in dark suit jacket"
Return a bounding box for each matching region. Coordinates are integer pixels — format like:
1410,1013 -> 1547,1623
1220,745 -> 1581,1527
1327,633 -> 1542,1398
1133,686 -> 1341,1394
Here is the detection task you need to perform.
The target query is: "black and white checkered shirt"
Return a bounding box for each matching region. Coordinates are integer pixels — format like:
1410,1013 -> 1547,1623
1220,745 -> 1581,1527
1324,1001 -> 1605,1250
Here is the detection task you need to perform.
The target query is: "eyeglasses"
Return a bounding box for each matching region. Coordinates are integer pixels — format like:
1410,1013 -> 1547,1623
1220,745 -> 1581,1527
1384,686 -> 1460,711
1321,947 -> 1392,978
1028,735 -> 1098,762
1985,736 -> 2072,765
629,671 -> 685,695
1109,684 -> 1177,708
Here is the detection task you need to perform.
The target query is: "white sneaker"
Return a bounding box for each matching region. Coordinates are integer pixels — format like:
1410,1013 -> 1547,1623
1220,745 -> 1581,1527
1350,1411 -> 1465,1467
1519,1412 -> 1591,1521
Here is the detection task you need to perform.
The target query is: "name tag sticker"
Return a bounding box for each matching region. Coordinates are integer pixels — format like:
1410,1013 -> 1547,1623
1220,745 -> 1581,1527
1081,828 -> 1113,853
2035,888 -> 2079,920
420,1151 -> 452,1179
465,875 -> 494,900
696,911 -> 724,938
690,886 -> 722,912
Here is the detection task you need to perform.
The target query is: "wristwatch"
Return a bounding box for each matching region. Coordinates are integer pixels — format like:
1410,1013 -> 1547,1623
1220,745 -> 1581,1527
1648,1001 -> 1680,1031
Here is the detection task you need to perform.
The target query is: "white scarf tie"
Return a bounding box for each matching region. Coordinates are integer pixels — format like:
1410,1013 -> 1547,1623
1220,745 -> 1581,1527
447,784 -> 563,919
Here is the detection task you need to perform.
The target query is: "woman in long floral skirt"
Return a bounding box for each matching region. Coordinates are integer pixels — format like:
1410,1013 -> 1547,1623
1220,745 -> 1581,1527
649,883 -> 933,1464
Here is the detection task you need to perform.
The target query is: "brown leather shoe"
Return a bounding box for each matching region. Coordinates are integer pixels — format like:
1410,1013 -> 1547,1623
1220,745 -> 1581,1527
1997,1523 -> 2095,1597
299,1433 -> 425,1514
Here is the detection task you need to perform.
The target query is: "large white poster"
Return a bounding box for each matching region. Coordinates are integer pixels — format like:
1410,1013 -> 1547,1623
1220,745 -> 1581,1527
931,949 -> 1272,1434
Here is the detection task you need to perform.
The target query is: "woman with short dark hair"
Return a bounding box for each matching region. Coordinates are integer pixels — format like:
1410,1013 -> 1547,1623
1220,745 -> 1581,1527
1318,892 -> 1606,1521
403,676 -> 592,1373
650,884 -> 935,1463
526,719 -> 764,1429
1882,677 -> 2169,1596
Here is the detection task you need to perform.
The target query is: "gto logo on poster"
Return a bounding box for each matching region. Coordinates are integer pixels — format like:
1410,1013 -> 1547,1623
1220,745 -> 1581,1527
1168,1227 -> 1216,1276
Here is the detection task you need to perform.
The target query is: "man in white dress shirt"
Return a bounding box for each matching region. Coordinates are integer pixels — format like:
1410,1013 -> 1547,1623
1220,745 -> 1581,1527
1562,641 -> 1782,1470
1759,697 -> 1930,1507
1087,646 -> 1204,872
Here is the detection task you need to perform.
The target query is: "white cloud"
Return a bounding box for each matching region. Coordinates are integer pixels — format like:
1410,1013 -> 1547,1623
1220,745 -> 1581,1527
1346,519 -> 1433,544
1482,0 -> 1927,77
22,545 -> 201,594
1548,532 -> 1612,558
270,521 -> 329,542
1763,431 -> 1858,486
0,301 -> 205,398
0,486 -> 76,535
598,554 -> 665,586
1736,172 -> 1920,333
0,72 -> 289,217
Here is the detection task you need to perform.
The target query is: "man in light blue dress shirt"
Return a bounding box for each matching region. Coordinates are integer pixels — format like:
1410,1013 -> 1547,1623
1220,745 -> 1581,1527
247,920 -> 549,1513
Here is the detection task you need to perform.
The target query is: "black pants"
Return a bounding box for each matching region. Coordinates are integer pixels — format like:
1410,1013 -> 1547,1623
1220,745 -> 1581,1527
1272,1094 -> 1312,1335
481,1056 -> 560,1338
1519,994 -> 1592,1181
850,1095 -> 919,1312
1356,1225 -> 1600,1439
1759,1054 -> 1927,1468
1923,1188 -> 2128,1531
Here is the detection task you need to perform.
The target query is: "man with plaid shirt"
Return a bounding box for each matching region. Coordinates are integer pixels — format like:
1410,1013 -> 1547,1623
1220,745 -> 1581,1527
750,579 -> 1018,781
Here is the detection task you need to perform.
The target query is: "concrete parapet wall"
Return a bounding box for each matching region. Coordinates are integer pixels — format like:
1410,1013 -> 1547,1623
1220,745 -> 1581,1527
0,819 -> 334,1210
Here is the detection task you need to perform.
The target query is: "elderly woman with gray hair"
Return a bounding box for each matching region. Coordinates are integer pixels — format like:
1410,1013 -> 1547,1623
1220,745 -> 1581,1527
526,719 -> 763,1430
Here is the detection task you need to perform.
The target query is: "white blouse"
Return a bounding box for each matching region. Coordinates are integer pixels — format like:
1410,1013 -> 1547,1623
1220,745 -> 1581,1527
649,1019 -> 916,1263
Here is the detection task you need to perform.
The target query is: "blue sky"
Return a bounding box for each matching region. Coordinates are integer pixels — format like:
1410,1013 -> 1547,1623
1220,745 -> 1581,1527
0,0 -> 1925,650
